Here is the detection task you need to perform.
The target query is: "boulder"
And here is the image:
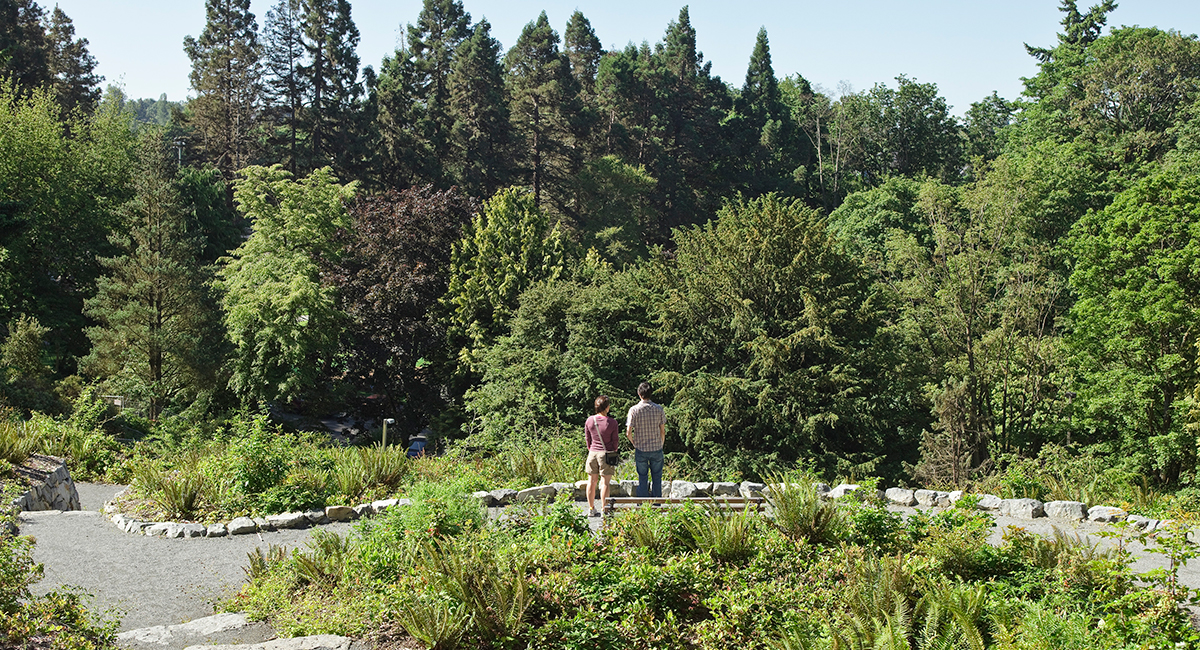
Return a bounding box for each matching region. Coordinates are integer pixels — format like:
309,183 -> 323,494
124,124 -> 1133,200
828,484 -> 861,499
253,517 -> 274,531
372,498 -> 400,513
914,490 -> 948,507
573,480 -> 590,501
206,524 -> 228,538
267,512 -> 309,529
711,482 -> 740,497
516,485 -> 556,503
352,503 -> 374,518
976,494 -> 1002,511
885,488 -> 917,506
739,482 -> 767,498
181,523 -> 206,538
948,490 -> 964,504
304,510 -> 330,525
489,489 -> 518,506
670,481 -> 701,499
693,482 -> 713,496
145,522 -> 186,538
1044,500 -> 1087,521
1087,505 -> 1127,523
1000,498 -> 1045,519
228,517 -> 258,535
814,483 -> 832,497
471,491 -> 495,507
324,506 -> 356,522
608,481 -> 628,498
550,482 -> 574,500
1127,515 -> 1157,530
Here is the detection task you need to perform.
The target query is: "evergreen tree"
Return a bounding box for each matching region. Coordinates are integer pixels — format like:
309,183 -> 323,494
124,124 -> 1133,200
262,0 -> 308,173
299,0 -> 362,175
44,7 -> 101,116
83,135 -> 215,420
407,0 -> 471,185
564,10 -> 602,98
728,27 -> 797,196
0,0 -> 49,95
183,0 -> 262,179
506,12 -> 580,212
446,19 -> 512,197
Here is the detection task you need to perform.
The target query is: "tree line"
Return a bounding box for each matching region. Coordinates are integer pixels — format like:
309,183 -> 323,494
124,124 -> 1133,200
4,0 -> 1200,486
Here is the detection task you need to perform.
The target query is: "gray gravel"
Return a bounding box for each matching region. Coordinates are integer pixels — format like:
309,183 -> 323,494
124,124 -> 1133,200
20,484 -> 353,632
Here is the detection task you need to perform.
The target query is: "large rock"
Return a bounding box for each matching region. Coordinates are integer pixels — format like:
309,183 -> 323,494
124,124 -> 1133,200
266,512 -> 309,529
573,480 -> 590,501
550,482 -> 574,500
471,490 -> 495,506
181,523 -> 206,538
619,480 -> 640,497
1044,500 -> 1087,521
947,491 -> 964,504
693,482 -> 713,496
711,482 -> 739,497
1087,505 -> 1127,523
489,489 -> 518,506
884,488 -> 917,506
670,481 -> 701,499
228,517 -> 257,535
372,498 -> 400,513
914,489 -> 948,507
10,454 -> 81,512
206,524 -> 228,538
739,482 -> 767,498
1000,498 -> 1045,519
117,612 -> 274,650
828,484 -> 861,499
1127,515 -> 1158,531
253,517 -> 274,531
145,522 -> 187,538
516,485 -> 556,503
607,481 -> 627,498
324,505 -> 356,522
304,510 -> 330,525
976,494 -> 1002,511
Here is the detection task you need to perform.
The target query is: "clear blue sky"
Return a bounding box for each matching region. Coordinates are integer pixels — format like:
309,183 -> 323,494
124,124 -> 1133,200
50,0 -> 1200,116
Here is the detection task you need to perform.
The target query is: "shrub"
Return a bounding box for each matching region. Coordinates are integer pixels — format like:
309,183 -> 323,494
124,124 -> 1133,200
686,504 -> 760,563
0,417 -> 37,466
762,473 -> 847,545
131,454 -> 208,520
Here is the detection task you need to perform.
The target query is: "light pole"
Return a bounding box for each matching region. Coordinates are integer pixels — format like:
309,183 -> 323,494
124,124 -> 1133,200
382,418 -> 395,447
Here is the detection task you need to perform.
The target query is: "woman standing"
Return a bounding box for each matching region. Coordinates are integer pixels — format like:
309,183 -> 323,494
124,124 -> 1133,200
584,395 -> 619,517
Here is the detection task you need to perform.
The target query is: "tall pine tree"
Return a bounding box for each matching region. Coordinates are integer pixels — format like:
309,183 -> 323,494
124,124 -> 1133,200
299,0 -> 362,175
45,7 -> 101,115
184,0 -> 262,179
262,0 -> 308,173
83,134 -> 216,420
506,12 -> 580,213
447,18 -> 512,197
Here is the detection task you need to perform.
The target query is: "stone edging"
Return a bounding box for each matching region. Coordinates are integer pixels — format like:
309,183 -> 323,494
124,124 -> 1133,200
104,488 -> 413,539
9,454 -> 81,512
103,478 -> 1171,540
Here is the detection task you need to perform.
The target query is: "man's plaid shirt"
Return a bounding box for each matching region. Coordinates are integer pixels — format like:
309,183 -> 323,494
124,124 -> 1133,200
626,400 -> 665,451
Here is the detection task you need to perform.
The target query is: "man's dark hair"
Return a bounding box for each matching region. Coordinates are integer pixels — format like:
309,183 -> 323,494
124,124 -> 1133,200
637,382 -> 652,399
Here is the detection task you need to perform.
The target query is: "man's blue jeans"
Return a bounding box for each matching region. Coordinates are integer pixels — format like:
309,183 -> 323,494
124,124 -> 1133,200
635,449 -> 664,497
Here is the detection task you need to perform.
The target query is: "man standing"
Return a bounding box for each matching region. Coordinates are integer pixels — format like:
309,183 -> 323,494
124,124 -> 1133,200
626,382 -> 666,498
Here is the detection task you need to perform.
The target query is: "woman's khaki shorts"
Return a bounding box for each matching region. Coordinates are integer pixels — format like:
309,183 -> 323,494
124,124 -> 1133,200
585,449 -> 615,476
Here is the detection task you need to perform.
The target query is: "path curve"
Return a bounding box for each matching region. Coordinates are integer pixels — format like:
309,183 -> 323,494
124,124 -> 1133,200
21,483 -> 353,631
19,484 -> 1200,633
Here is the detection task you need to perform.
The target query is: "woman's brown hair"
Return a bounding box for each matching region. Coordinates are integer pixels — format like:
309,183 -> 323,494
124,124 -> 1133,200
594,395 -> 610,414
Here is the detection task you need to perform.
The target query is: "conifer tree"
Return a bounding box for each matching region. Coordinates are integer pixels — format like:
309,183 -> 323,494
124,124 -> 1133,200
564,11 -> 602,98
44,7 -> 101,115
446,19 -> 511,197
262,0 -> 308,173
184,0 -> 262,179
83,135 -> 215,420
506,12 -> 580,212
407,0 -> 471,184
0,0 -> 49,94
299,0 -> 362,175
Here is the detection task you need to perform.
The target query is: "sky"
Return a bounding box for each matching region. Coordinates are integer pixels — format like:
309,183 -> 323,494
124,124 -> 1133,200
48,0 -> 1200,116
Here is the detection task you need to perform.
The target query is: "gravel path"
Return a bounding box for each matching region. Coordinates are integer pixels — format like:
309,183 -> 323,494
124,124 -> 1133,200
20,484 -> 353,631
19,484 -> 1200,635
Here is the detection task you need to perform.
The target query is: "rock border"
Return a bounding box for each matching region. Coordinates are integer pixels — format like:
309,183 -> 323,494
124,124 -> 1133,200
9,454 -> 81,512
102,478 -> 1172,539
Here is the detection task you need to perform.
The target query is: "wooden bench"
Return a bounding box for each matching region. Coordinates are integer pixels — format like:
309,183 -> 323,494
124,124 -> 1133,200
604,495 -> 766,515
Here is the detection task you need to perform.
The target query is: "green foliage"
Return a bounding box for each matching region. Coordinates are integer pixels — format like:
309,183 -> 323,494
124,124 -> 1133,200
217,165 -> 357,406
130,454 -> 209,520
762,474 -> 847,545
654,194 -> 886,476
444,186 -> 571,363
